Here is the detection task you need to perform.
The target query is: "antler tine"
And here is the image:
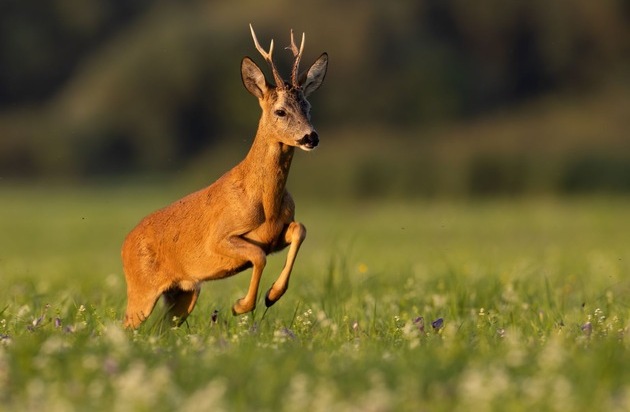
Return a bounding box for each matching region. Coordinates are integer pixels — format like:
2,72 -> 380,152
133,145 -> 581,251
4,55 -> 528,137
249,24 -> 285,87
288,29 -> 306,88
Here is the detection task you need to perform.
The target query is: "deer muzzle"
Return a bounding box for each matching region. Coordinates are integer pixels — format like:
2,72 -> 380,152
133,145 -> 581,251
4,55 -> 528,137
297,131 -> 319,151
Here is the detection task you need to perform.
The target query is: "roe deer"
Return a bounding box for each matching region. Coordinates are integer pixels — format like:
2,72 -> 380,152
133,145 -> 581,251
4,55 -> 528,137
121,25 -> 328,329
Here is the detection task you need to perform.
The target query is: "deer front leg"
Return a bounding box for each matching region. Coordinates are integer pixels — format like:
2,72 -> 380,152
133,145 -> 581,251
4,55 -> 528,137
218,235 -> 267,315
233,259 -> 265,315
265,221 -> 306,307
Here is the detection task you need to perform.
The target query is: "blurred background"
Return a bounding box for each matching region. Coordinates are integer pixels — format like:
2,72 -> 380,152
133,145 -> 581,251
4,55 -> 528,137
1,0 -> 629,199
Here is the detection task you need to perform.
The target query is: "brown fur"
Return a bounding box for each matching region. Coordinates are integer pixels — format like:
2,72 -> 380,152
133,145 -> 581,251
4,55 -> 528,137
121,27 -> 328,328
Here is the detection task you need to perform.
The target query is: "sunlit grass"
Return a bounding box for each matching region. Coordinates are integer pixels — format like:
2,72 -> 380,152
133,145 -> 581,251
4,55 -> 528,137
1,186 -> 629,411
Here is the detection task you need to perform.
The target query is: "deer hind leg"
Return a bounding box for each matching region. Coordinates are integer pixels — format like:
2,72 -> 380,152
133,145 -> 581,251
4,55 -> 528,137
265,221 -> 306,307
123,284 -> 161,329
122,236 -> 165,329
163,286 -> 201,326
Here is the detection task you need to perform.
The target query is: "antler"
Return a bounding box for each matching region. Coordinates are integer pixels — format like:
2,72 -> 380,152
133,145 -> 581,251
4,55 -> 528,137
249,24 -> 285,87
288,29 -> 305,88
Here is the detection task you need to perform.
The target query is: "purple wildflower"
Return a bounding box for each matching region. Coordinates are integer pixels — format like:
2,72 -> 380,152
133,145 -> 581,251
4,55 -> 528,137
431,318 -> 444,331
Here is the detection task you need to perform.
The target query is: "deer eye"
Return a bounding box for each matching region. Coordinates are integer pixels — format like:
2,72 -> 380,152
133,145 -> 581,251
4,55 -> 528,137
274,109 -> 287,117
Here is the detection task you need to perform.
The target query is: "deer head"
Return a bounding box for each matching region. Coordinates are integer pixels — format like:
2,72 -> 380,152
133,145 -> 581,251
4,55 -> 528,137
242,25 -> 328,151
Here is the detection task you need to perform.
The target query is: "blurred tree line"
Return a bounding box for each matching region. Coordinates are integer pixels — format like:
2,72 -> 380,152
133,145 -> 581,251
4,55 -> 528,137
0,0 -> 628,196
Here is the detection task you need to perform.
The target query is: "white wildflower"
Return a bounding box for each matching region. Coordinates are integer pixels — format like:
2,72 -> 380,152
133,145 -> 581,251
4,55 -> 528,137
180,379 -> 227,412
17,304 -> 31,319
102,322 -> 130,355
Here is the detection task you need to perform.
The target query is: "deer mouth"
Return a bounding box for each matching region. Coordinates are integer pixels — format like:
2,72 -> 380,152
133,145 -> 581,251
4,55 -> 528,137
297,132 -> 319,151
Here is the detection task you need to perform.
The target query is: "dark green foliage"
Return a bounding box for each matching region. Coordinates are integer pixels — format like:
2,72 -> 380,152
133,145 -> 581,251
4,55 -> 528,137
0,0 -> 628,194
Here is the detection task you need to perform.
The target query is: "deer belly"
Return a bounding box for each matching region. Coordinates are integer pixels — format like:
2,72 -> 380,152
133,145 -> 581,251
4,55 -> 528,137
192,255 -> 253,282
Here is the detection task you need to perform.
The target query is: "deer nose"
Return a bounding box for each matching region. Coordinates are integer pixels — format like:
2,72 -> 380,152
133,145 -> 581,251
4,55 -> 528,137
298,131 -> 319,150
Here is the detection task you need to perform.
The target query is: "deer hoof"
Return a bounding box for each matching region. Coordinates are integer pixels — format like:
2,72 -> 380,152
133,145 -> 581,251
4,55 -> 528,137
232,298 -> 254,316
264,288 -> 280,308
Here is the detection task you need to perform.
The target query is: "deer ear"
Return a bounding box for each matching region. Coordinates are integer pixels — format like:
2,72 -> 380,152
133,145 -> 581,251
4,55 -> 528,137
300,53 -> 328,97
241,57 -> 269,98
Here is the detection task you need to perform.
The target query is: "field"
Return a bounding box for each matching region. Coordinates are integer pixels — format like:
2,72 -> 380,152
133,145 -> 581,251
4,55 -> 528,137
1,185 -> 629,411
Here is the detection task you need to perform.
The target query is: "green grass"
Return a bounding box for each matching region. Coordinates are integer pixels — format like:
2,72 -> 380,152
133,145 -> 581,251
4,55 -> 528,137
1,185 -> 629,411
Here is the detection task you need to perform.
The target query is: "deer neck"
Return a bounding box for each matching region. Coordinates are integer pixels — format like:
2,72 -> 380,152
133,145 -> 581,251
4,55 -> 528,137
242,131 -> 295,215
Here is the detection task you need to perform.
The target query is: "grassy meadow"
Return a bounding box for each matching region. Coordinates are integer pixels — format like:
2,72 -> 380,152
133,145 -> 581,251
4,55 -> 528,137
1,184 -> 629,411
